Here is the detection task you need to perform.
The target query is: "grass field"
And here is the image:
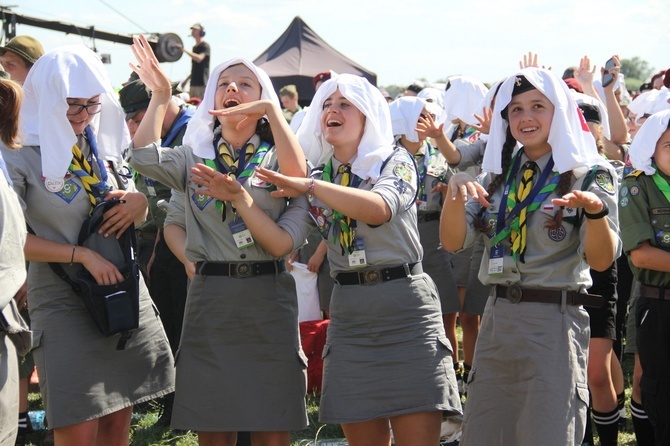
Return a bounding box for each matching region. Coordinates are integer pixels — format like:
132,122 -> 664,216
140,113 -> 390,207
21,327 -> 639,445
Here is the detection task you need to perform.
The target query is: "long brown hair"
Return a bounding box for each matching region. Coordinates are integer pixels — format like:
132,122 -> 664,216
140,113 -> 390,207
0,79 -> 22,149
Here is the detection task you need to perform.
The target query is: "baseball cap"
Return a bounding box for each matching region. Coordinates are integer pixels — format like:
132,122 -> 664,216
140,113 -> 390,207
119,79 -> 180,120
190,23 -> 204,31
0,36 -> 45,64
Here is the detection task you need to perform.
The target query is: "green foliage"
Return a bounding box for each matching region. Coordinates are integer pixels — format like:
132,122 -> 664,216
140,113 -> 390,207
620,57 -> 654,83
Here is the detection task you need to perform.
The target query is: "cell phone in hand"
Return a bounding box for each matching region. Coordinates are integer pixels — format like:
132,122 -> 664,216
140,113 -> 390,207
602,57 -> 616,88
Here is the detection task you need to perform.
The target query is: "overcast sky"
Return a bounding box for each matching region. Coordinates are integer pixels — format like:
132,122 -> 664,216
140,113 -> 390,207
10,0 -> 670,90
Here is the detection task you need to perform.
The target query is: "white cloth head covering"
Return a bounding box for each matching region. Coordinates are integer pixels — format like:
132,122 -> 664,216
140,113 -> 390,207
389,96 -> 426,143
651,87 -> 670,114
629,109 -> 670,175
482,67 -> 604,175
628,89 -> 661,122
183,58 -> 279,159
442,76 -> 489,126
21,45 -> 128,180
417,87 -> 446,124
296,73 -> 393,182
571,91 -> 611,139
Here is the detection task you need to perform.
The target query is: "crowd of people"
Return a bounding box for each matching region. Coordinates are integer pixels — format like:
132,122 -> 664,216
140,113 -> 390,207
0,23 -> 669,446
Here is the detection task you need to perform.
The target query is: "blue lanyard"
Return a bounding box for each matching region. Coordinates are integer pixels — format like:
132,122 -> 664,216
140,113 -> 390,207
84,125 -> 109,186
163,107 -> 194,147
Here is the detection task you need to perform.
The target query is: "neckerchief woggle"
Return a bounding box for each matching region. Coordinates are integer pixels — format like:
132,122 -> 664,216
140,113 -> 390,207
651,163 -> 670,204
204,139 -> 271,221
490,150 -> 560,260
323,157 -> 363,255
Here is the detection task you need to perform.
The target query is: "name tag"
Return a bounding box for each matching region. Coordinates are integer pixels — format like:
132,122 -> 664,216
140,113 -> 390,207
348,237 -> 367,268
488,245 -> 504,275
229,219 -> 254,249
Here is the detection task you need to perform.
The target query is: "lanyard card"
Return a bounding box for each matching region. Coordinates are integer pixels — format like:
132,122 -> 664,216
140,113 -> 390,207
488,244 -> 504,275
348,237 -> 367,268
229,218 -> 255,249
418,193 -> 428,212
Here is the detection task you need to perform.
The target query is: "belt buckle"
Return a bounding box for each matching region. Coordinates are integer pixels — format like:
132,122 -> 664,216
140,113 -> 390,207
363,270 -> 382,285
235,262 -> 253,278
506,284 -> 523,303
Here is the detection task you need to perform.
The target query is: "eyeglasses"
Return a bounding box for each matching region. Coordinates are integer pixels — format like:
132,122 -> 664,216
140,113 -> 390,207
66,103 -> 102,116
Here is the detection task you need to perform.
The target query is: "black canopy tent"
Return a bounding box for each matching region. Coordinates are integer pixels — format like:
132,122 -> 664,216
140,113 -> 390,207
253,16 -> 377,105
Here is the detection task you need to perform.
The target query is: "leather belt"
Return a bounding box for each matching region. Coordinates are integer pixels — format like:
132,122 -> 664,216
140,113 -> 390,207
335,263 -> 422,286
495,285 -> 603,308
417,212 -> 440,223
639,284 -> 670,300
195,260 -> 285,278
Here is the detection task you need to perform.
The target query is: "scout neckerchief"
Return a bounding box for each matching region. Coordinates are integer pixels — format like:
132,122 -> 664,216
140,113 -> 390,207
163,106 -> 195,147
204,138 -> 271,221
70,126 -> 111,214
416,141 -> 438,199
450,124 -> 477,143
490,150 -> 560,262
651,163 -> 670,204
323,158 -> 363,255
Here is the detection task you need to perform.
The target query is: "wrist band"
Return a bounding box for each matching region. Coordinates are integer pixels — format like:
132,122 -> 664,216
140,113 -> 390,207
306,178 -> 315,198
584,202 -> 609,220
70,245 -> 77,265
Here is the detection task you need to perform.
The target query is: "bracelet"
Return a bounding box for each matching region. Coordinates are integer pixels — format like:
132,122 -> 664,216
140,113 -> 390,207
69,245 -> 77,265
306,178 -> 315,198
584,202 -> 609,220
152,87 -> 172,94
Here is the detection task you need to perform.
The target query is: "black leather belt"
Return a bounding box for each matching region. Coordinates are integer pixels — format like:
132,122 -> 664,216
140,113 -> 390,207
495,285 -> 603,308
417,212 -> 440,223
195,260 -> 285,278
335,263 -> 422,286
639,284 -> 670,300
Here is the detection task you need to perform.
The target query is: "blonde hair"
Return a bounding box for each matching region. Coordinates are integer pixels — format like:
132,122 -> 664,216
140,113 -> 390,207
0,79 -> 22,149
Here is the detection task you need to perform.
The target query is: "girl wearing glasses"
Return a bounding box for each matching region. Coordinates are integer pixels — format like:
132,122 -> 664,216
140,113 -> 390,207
0,45 -> 175,445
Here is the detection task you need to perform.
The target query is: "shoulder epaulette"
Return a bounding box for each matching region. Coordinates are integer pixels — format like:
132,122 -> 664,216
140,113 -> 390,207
626,169 -> 645,178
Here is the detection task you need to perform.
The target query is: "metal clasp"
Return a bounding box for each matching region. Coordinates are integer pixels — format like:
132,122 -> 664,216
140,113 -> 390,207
506,284 -> 523,303
234,262 -> 252,278
363,270 -> 382,285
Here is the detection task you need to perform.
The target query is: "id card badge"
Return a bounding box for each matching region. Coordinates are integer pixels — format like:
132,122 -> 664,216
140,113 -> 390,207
418,193 -> 428,212
229,219 -> 255,249
145,178 -> 157,196
488,245 -> 504,275
348,237 -> 367,268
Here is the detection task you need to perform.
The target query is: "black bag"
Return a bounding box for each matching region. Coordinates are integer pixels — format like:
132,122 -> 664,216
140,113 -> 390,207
50,198 -> 140,350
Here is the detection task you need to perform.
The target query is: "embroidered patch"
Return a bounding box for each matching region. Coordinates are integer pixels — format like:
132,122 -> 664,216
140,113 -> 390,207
620,196 -> 629,207
192,192 -> 213,210
562,207 -> 577,217
393,178 -> 408,195
547,226 -> 567,242
630,185 -> 640,196
594,171 -> 615,195
482,213 -> 497,236
55,179 -> 81,203
393,163 -> 414,182
656,230 -> 670,248
620,186 -> 628,197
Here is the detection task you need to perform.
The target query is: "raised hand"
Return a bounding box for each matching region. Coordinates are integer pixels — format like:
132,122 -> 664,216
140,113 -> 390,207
447,172 -> 490,206
209,99 -> 277,131
129,35 -> 172,94
416,111 -> 444,140
473,106 -> 493,135
552,189 -> 605,214
253,167 -> 311,198
190,163 -> 244,202
519,51 -> 551,70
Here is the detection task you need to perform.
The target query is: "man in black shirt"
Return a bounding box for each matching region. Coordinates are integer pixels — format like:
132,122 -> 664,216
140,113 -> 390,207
178,23 -> 210,100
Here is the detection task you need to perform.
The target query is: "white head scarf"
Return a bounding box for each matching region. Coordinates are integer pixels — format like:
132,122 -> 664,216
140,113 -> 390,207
417,87 -> 446,124
389,96 -> 426,143
482,67 -> 603,175
629,109 -> 670,175
21,45 -> 128,180
571,91 -> 611,139
296,73 -> 393,182
442,76 -> 489,126
183,58 -> 279,159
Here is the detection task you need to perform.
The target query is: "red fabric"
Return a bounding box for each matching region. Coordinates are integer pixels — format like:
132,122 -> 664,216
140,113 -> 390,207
299,319 -> 329,395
